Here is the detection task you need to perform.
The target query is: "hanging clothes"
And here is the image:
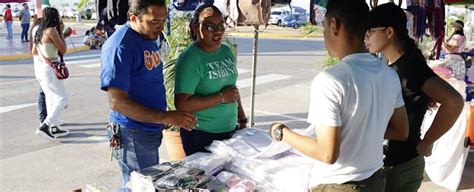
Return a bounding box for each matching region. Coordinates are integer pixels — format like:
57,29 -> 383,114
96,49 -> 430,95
406,0 -> 427,40
97,0 -> 129,29
427,0 -> 445,59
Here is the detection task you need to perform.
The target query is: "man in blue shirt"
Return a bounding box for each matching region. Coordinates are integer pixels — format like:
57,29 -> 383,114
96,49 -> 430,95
100,0 -> 196,186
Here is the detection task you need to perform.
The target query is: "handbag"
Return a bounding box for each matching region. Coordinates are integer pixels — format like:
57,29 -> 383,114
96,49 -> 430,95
37,48 -> 69,80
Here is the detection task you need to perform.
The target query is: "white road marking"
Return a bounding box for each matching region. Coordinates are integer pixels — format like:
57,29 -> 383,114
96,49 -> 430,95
237,68 -> 251,74
69,59 -> 101,65
0,103 -> 36,114
244,108 -> 306,121
79,63 -> 101,68
237,74 -> 291,88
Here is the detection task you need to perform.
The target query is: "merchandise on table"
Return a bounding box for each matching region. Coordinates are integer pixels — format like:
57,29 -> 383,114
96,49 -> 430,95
183,152 -> 232,176
153,166 -> 209,189
216,171 -> 256,192
136,162 -> 215,190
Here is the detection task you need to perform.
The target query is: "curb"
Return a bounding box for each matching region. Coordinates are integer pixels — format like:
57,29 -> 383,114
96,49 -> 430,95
0,45 -> 90,61
0,33 -> 320,61
228,32 -> 323,39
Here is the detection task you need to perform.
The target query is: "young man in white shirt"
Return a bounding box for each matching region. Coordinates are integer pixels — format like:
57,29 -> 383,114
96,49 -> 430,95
269,0 -> 409,191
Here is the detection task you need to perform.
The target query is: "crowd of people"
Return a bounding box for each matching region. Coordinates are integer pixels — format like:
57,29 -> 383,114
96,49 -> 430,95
3,3 -> 30,41
3,3 -> 108,50
19,0 -> 468,191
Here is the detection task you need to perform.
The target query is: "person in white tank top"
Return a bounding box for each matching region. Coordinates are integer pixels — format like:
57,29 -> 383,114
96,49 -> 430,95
32,7 -> 70,140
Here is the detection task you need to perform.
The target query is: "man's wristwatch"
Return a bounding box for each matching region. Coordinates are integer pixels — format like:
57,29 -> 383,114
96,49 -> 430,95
272,124 -> 286,141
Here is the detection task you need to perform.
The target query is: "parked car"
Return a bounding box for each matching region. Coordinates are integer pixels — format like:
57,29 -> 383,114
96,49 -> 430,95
60,8 -> 79,19
12,7 -> 20,17
281,13 -> 308,29
269,10 -> 290,26
91,12 -> 97,20
82,8 -> 92,20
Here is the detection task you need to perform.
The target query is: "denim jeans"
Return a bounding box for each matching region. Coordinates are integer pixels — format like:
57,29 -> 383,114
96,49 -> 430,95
107,124 -> 163,187
21,23 -> 30,41
38,87 -> 47,123
5,21 -> 13,39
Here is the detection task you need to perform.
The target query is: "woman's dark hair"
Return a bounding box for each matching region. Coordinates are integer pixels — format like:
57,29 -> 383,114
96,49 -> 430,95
128,0 -> 166,18
189,4 -> 223,41
448,20 -> 464,41
34,7 -> 61,45
368,3 -> 421,56
392,22 -> 420,56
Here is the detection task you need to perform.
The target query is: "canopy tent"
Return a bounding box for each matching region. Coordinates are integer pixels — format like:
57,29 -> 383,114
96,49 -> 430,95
445,0 -> 474,4
445,0 -> 474,10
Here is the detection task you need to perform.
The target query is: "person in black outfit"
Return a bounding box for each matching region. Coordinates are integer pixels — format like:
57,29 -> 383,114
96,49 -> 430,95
365,3 -> 464,192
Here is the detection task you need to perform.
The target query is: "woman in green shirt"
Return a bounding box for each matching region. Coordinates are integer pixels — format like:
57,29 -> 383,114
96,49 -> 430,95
175,4 -> 247,156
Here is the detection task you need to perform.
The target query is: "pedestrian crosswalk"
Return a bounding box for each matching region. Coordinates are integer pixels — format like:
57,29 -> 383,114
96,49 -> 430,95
78,63 -> 100,68
237,74 -> 291,88
76,62 -> 294,90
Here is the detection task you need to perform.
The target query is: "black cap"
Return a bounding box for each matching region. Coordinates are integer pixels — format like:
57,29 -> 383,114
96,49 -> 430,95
368,3 -> 406,29
452,20 -> 464,29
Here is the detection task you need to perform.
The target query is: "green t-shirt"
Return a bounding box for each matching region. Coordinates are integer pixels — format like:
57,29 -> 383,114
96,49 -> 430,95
175,43 -> 238,133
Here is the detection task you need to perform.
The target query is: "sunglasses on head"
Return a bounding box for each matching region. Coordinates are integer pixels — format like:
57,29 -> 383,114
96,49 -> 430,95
201,23 -> 226,32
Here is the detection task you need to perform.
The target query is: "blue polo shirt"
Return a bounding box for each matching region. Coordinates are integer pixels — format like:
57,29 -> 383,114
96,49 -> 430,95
100,23 -> 166,132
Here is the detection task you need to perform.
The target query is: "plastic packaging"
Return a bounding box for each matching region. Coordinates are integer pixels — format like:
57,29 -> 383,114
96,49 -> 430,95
183,152 -> 232,176
216,171 -> 256,192
153,166 -> 210,190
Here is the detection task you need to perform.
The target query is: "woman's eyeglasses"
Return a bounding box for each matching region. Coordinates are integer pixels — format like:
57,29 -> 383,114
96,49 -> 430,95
202,23 -> 226,32
365,27 -> 387,39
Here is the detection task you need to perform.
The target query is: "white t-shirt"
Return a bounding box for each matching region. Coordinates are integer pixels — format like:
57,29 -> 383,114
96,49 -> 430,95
307,53 -> 404,186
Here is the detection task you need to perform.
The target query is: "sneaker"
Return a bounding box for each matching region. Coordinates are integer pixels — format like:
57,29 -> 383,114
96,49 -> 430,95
51,126 -> 69,137
39,120 -> 65,126
36,123 -> 55,140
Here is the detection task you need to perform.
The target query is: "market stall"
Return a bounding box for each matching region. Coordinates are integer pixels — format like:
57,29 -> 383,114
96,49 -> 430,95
126,127 -> 316,191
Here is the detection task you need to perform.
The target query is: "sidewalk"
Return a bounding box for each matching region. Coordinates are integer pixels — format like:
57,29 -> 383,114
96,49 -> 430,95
227,25 -> 323,39
0,22 -> 90,61
0,23 -> 320,61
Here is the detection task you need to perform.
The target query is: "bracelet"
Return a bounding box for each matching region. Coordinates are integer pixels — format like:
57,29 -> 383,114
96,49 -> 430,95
219,92 -> 225,104
238,117 -> 248,124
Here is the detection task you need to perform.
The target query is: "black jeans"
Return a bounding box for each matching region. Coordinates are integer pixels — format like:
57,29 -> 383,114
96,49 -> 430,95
180,128 -> 235,156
